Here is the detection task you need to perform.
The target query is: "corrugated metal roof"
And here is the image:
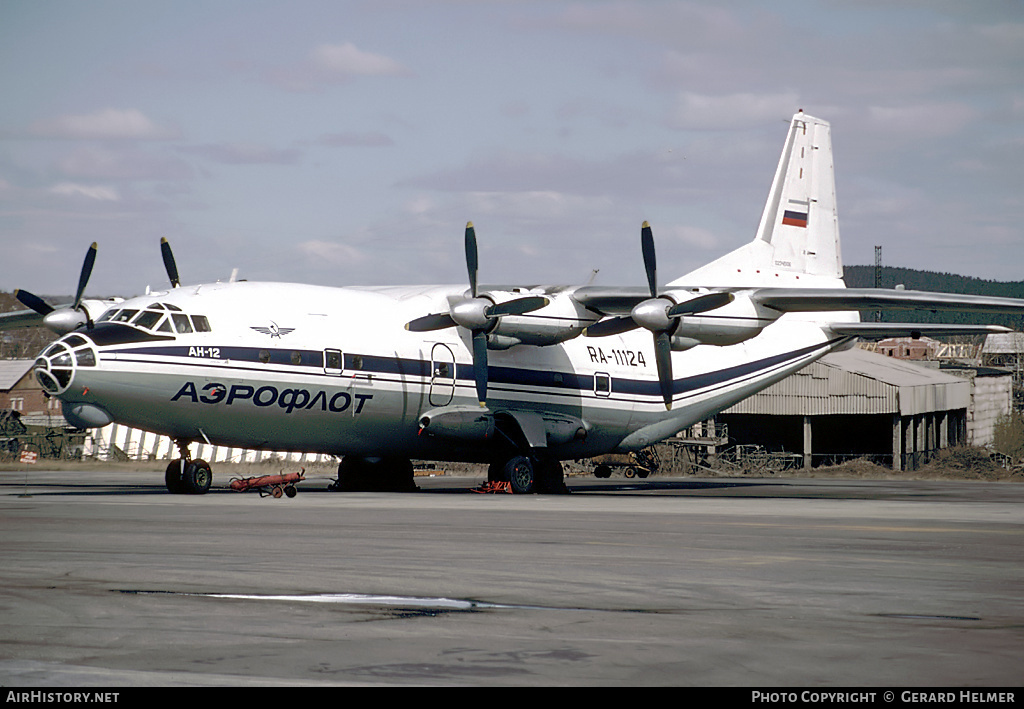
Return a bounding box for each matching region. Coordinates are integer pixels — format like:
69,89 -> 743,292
0,359 -> 33,391
983,332 -> 1024,354
722,348 -> 969,416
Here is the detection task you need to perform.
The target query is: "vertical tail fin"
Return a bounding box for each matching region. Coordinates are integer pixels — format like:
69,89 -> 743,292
754,110 -> 842,278
671,111 -> 843,287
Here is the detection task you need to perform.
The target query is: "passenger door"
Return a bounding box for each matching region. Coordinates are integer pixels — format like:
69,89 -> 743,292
429,343 -> 456,406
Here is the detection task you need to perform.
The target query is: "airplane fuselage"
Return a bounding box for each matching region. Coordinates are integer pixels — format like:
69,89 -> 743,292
34,280 -> 847,463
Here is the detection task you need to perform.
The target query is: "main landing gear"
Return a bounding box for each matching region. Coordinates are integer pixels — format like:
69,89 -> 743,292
328,456 -> 418,492
165,440 -> 212,494
326,453 -> 567,494
485,455 -> 568,495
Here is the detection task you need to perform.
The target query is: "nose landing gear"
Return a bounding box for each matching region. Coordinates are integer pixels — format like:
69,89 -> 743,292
165,440 -> 212,494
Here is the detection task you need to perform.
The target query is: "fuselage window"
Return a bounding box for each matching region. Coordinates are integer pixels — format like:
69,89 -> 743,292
324,349 -> 343,375
595,373 -> 611,397
192,315 -> 211,332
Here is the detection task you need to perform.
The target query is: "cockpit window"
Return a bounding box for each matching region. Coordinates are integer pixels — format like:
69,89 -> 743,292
96,303 -> 211,334
132,310 -> 164,330
171,313 -> 193,333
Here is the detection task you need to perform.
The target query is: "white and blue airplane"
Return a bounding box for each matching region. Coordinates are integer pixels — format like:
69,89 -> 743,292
6,111 -> 1024,495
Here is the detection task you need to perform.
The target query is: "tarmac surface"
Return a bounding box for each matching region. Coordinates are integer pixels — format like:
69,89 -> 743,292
1,467 -> 1021,687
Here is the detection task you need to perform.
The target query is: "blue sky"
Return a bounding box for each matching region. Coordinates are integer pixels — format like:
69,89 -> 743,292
1,0 -> 1022,297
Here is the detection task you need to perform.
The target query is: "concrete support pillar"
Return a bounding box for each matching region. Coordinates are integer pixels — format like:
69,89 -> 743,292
892,413 -> 903,472
921,415 -> 929,471
904,416 -> 915,470
803,415 -> 812,470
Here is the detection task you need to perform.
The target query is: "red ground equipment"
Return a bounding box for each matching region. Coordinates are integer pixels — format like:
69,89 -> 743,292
229,468 -> 305,498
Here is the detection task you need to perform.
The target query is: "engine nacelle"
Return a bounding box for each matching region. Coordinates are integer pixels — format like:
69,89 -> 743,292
484,290 -> 596,348
663,291 -> 780,346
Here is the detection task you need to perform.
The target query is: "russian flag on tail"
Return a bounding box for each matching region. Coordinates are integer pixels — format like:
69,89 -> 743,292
782,199 -> 809,228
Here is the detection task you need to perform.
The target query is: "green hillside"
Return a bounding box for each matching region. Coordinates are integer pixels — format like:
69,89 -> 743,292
844,266 -> 1024,330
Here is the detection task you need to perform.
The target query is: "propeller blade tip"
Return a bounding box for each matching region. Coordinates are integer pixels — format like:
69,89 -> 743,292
642,220 -> 650,229
466,221 -> 474,229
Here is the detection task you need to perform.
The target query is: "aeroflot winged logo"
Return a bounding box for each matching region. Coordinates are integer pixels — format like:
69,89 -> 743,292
250,321 -> 295,338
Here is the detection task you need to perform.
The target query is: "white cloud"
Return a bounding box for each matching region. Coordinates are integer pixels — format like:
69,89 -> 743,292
310,43 -> 410,78
297,240 -> 365,266
661,224 -> 720,250
866,102 -> 977,137
268,42 -> 411,91
667,92 -> 802,131
30,109 -> 177,140
317,132 -> 394,147
49,182 -> 121,201
463,190 -> 613,221
56,145 -> 194,181
178,143 -> 301,165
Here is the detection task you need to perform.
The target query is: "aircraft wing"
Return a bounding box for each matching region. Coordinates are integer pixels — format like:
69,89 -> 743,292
752,287 -> 1024,314
569,286 -> 651,315
0,308 -> 47,331
826,322 -> 1012,339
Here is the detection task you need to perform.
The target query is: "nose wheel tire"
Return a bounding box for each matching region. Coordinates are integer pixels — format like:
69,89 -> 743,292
165,460 -> 184,494
184,459 -> 212,494
165,458 -> 212,494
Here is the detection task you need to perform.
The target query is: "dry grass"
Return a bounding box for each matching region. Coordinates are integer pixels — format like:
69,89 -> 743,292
3,446 -> 1021,482
720,446 -> 1024,482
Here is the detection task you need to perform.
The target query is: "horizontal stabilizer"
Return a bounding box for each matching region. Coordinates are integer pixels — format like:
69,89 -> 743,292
754,288 -> 1024,315
827,322 -> 1012,339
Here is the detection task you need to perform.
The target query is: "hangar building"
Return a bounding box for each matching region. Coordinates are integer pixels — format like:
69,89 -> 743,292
717,348 -> 1009,471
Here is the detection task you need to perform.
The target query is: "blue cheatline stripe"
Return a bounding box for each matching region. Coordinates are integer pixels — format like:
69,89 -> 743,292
109,338 -> 842,404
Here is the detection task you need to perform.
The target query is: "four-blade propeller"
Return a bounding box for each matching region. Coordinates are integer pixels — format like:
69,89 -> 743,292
405,222 -> 549,406
15,238 -> 184,335
15,242 -> 98,333
585,222 -> 733,410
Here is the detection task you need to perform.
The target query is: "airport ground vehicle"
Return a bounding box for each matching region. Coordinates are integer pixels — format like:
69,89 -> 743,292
590,447 -> 659,479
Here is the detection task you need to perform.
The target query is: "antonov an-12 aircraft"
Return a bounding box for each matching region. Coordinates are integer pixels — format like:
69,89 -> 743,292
5,111 -> 1024,494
